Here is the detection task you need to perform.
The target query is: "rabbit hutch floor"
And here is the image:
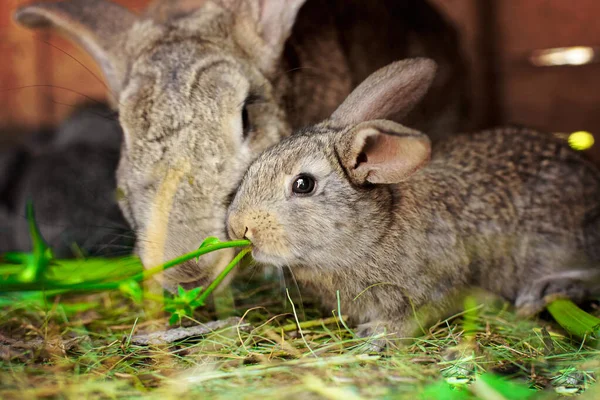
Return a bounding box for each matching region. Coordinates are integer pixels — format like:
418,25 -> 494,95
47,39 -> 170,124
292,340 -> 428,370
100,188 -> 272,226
1,268 -> 600,400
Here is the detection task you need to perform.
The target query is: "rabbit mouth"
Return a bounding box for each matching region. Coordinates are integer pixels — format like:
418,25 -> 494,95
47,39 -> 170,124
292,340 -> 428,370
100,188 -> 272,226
251,246 -> 290,267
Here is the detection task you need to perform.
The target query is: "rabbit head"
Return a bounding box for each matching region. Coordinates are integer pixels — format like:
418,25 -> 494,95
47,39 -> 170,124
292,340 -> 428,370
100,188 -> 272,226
15,0 -> 307,290
227,59 -> 435,269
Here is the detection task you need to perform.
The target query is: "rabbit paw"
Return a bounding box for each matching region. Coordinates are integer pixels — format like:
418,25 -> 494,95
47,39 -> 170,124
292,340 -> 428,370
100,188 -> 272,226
515,273 -> 593,316
355,322 -> 388,352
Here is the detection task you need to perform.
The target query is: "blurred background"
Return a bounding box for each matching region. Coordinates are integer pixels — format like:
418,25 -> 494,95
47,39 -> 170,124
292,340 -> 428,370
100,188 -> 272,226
0,0 -> 147,141
1,0 -> 599,160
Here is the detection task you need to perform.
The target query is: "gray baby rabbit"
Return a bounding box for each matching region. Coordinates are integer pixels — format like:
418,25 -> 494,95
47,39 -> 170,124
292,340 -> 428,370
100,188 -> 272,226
14,0 -> 468,292
227,59 -> 600,338
0,103 -> 132,258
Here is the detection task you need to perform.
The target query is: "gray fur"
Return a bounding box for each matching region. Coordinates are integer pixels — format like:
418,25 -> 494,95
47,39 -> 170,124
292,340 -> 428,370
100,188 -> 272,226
228,59 -> 600,338
15,0 -> 468,291
0,104 -> 132,258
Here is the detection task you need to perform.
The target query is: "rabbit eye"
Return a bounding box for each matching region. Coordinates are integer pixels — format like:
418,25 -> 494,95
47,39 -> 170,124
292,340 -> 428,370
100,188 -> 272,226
241,104 -> 252,138
292,174 -> 316,195
241,93 -> 264,139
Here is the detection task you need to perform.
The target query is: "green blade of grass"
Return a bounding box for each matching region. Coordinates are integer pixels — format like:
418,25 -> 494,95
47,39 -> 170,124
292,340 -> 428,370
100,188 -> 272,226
139,239 -> 250,282
546,298 -> 600,340
419,380 -> 471,400
17,202 -> 52,282
196,247 -> 252,305
472,373 -> 537,400
0,240 -> 251,293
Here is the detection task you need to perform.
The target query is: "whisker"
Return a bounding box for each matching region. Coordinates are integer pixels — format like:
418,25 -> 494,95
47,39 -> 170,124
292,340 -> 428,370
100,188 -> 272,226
37,39 -> 110,93
27,34 -> 125,107
0,85 -> 107,106
49,100 -> 120,123
245,260 -> 261,283
275,66 -> 329,80
278,265 -> 287,295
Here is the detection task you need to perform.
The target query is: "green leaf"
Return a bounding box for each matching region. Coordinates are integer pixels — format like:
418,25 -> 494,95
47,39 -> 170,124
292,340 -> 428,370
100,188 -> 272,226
419,380 -> 471,400
14,202 -> 54,284
1,251 -> 32,265
195,236 -> 221,263
165,285 -> 207,323
547,298 -> 600,340
187,286 -> 203,299
199,236 -> 221,248
119,280 -> 143,304
474,373 -> 536,400
1,231 -> 248,298
189,298 -> 206,309
169,312 -> 181,326
46,256 -> 142,284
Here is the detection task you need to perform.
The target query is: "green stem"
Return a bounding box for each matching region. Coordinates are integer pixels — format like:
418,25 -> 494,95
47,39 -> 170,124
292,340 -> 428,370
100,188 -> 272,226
0,240 -> 251,293
137,239 -> 250,282
0,281 -> 123,293
196,247 -> 252,305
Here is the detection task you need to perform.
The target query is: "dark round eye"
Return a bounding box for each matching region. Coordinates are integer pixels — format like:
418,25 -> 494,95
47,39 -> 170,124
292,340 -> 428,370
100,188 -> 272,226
241,104 -> 252,138
292,174 -> 316,195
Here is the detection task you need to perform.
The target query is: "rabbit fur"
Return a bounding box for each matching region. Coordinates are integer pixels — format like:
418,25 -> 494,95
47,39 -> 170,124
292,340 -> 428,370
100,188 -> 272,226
15,0 -> 468,291
0,104 -> 132,258
227,59 -> 600,339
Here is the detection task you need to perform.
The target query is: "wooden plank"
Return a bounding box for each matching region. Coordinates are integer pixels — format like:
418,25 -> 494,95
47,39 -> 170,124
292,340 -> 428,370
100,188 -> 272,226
1,0 -> 46,129
496,0 -> 600,163
0,0 -> 151,130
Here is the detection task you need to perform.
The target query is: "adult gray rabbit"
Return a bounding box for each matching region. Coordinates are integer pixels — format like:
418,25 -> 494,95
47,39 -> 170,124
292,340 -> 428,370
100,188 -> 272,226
15,0 -> 468,291
227,59 -> 600,339
0,104 -> 133,258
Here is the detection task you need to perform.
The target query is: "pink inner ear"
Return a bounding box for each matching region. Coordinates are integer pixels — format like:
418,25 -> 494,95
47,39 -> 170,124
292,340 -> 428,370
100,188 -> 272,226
363,134 -> 403,164
356,133 -> 430,184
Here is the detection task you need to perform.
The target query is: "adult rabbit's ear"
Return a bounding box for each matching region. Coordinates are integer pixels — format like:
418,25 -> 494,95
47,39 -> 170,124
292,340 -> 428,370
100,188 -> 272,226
252,0 -> 307,54
225,0 -> 308,75
330,58 -> 437,126
15,0 -> 136,102
336,120 -> 431,185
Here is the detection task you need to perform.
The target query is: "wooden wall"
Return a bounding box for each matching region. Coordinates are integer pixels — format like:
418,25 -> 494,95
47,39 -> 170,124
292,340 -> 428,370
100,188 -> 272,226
0,0 -> 150,130
433,0 -> 600,163
497,1 -> 600,135
2,0 -> 600,164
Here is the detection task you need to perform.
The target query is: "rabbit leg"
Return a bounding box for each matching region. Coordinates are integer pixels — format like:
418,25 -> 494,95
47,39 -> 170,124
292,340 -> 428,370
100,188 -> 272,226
515,268 -> 600,316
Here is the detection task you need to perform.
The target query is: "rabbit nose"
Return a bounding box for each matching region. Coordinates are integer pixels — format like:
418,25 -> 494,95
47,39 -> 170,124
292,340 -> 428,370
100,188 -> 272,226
227,224 -> 242,240
227,212 -> 250,240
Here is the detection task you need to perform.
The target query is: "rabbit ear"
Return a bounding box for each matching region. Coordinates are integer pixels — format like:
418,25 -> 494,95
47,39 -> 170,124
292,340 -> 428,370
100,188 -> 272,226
331,58 -> 437,126
228,0 -> 307,74
337,120 -> 431,185
144,0 -> 208,21
14,0 -> 136,100
253,0 -> 306,51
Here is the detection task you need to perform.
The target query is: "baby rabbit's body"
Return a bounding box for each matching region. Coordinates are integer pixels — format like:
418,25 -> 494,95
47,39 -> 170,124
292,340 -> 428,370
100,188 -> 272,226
296,128 -> 600,335
228,60 -> 600,337
423,128 -> 600,305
